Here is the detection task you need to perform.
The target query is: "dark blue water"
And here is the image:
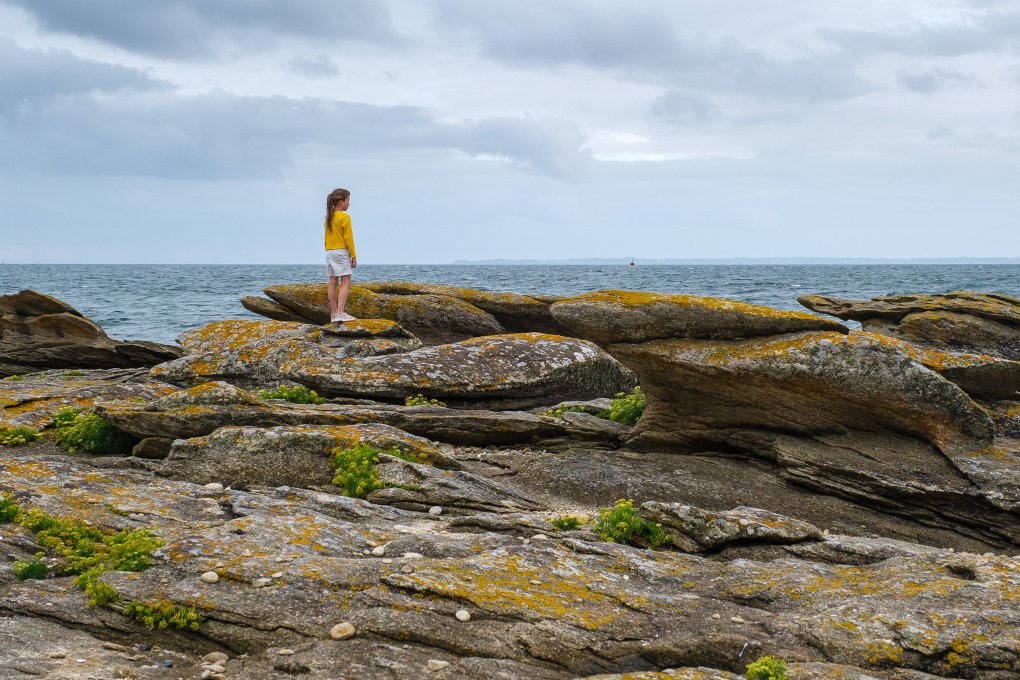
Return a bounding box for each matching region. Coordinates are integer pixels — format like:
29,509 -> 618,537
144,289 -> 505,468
2,264 -> 1018,344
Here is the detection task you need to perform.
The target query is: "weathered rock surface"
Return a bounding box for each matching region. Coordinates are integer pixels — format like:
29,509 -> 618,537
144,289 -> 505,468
263,283 -> 505,344
282,332 -> 637,409
151,318 -> 421,389
240,294 -> 309,322
3,451 -> 1020,679
550,289 -> 847,345
640,502 -> 823,553
0,367 -> 176,430
0,289 -> 182,377
799,291 -> 1020,360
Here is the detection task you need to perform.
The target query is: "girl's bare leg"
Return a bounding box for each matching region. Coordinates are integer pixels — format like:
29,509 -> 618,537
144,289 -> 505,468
328,276 -> 339,317
337,275 -> 352,314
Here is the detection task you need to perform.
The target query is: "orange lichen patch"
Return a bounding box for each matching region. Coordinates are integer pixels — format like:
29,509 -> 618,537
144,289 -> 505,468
179,319 -> 308,353
393,553 -> 642,630
0,460 -> 56,479
559,289 -> 832,321
854,331 -> 998,372
328,318 -> 402,335
459,332 -> 574,345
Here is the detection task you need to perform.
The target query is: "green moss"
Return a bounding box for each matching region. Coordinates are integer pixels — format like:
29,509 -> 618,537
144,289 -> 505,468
0,493 -> 22,523
329,445 -> 420,499
405,394 -> 447,407
258,384 -> 326,404
2,374 -> 25,381
595,499 -> 669,548
551,515 -> 585,531
597,387 -> 645,426
13,559 -> 47,580
1,426 -> 40,447
543,405 -> 585,419
746,656 -> 788,680
124,600 -> 202,630
52,410 -> 135,454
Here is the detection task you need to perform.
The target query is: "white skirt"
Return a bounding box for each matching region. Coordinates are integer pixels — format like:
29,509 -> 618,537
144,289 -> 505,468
325,249 -> 353,277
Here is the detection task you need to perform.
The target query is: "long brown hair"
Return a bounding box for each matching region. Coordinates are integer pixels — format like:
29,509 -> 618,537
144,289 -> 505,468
325,188 -> 350,233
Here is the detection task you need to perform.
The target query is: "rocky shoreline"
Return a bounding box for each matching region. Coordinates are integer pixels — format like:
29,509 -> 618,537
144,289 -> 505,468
1,284 -> 1019,679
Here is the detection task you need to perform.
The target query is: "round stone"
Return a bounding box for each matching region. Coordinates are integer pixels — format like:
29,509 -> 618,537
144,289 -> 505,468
531,534 -> 548,541
455,609 -> 471,622
428,506 -> 443,515
401,552 -> 424,559
200,571 -> 219,584
371,546 -> 386,556
47,651 -> 67,659
427,659 -> 451,671
203,483 -> 224,492
277,648 -> 295,656
330,622 -> 356,640
271,571 -> 284,578
253,578 -> 272,588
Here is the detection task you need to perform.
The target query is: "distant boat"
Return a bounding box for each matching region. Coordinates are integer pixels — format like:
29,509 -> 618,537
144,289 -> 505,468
629,261 -> 635,266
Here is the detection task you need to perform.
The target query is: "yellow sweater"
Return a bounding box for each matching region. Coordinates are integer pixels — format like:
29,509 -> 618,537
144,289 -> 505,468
324,211 -> 356,258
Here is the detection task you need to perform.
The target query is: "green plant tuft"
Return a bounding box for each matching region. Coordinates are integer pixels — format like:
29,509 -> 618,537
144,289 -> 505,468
329,445 -> 420,499
595,499 -> 669,548
404,394 -> 447,407
14,559 -> 48,580
0,493 -> 22,523
597,387 -> 646,426
52,410 -> 135,454
258,384 -> 326,404
124,600 -> 202,630
551,515 -> 585,531
76,570 -> 122,606
2,374 -> 25,381
745,656 -> 788,680
1,426 -> 40,447
543,405 -> 585,419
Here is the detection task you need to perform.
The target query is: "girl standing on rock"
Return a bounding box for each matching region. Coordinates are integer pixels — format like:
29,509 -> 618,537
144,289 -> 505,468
324,187 -> 358,323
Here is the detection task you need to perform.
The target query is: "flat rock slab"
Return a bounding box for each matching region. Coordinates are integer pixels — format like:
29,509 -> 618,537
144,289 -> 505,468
0,368 -> 176,430
161,423 -> 448,489
799,291 -> 1020,360
282,332 -> 637,409
640,502 -> 823,552
550,289 -> 847,345
151,319 -> 420,389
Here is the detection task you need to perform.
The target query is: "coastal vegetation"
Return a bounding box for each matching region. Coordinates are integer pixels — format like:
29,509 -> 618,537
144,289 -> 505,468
258,383 -> 326,404
52,407 -> 135,454
329,445 -> 420,498
595,499 -> 669,548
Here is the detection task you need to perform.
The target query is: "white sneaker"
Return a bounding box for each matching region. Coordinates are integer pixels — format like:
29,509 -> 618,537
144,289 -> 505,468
337,313 -> 357,322
329,313 -> 342,323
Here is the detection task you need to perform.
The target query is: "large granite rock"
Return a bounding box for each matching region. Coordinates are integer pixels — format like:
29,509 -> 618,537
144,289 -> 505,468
0,289 -> 182,377
282,332 -> 637,409
151,318 -> 420,389
2,451 -> 1019,679
799,291 -> 1020,360
550,289 -> 847,345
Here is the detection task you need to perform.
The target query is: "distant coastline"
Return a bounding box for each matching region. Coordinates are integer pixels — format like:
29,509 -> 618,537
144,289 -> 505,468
451,257 -> 1020,265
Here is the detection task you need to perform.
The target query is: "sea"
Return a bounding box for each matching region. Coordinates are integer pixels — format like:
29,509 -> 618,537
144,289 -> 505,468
2,264 -> 1018,345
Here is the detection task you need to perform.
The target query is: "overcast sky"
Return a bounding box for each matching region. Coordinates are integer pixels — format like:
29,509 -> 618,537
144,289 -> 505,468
1,0 -> 1018,264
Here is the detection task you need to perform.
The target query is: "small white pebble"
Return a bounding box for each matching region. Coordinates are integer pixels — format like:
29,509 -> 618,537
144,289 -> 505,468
622,575 -> 630,581
371,546 -> 386,556
47,651 -> 66,659
427,659 -> 451,671
214,562 -> 225,569
277,648 -> 295,656
401,565 -> 415,574
381,558 -> 393,564
203,652 -> 228,664
362,549 -> 371,555
253,578 -> 271,588
203,483 -> 224,492
712,613 -> 721,620
330,622 -> 356,640
428,506 -> 443,515
529,579 -> 541,585
201,671 -> 213,680
455,609 -> 471,622
730,616 -> 745,624
271,571 -> 284,579
76,659 -> 86,663
531,534 -> 548,541
402,552 -> 424,559
522,539 -> 530,545
207,664 -> 226,674
200,571 -> 219,584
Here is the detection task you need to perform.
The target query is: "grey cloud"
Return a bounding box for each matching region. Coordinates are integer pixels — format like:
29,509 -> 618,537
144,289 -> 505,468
283,54 -> 340,79
0,37 -> 163,105
896,66 -> 982,93
0,85 -> 589,180
4,0 -> 400,58
432,0 -> 870,101
649,90 -> 719,124
926,126 -> 956,140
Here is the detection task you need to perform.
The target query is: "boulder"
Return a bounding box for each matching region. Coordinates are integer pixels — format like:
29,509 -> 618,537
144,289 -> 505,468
281,332 -> 637,409
262,283 -> 504,344
799,291 -> 1020,360
550,289 -> 847,345
0,289 -> 182,377
160,423 -> 448,489
240,294 -> 309,322
150,318 -> 420,389
0,368 -> 176,430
